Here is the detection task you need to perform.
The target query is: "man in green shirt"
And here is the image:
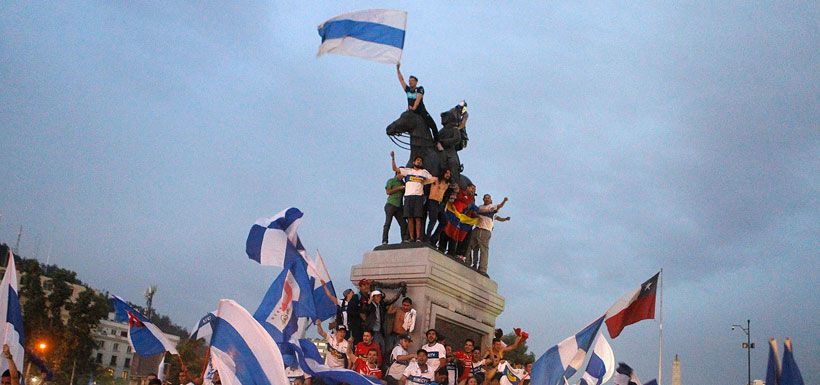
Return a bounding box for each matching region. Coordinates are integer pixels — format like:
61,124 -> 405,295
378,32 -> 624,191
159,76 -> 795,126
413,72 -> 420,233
383,171 -> 409,244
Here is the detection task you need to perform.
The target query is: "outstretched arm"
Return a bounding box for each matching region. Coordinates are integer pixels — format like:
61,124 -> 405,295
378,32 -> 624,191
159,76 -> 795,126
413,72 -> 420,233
495,216 -> 511,222
396,63 -> 407,89
315,319 -> 328,340
390,151 -> 401,174
3,345 -> 19,385
496,197 -> 509,210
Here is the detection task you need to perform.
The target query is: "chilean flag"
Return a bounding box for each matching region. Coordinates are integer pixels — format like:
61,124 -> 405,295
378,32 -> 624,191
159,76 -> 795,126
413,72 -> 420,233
604,272 -> 659,339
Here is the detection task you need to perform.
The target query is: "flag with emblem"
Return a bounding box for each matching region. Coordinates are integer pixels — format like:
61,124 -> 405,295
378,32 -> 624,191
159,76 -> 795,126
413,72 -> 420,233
112,295 -> 178,355
604,272 -> 659,339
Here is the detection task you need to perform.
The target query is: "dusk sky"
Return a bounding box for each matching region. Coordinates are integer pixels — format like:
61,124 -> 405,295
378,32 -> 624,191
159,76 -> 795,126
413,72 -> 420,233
1,2 -> 817,384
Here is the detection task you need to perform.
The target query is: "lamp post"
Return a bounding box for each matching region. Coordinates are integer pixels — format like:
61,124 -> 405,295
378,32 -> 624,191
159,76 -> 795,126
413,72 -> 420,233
732,320 -> 753,385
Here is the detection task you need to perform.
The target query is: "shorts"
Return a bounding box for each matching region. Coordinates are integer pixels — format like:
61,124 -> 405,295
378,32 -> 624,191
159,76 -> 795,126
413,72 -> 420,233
403,195 -> 425,218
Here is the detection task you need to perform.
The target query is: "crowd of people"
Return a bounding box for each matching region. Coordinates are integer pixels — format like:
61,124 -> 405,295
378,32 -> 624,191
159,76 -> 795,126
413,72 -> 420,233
383,64 -> 510,277
283,278 -> 532,385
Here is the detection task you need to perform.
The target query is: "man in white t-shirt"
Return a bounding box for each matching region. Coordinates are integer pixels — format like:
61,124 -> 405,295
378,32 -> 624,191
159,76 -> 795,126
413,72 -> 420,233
388,335 -> 416,384
422,329 -> 447,373
315,320 -> 350,369
401,350 -> 435,385
497,360 -> 526,385
469,194 -> 509,275
391,151 -> 437,242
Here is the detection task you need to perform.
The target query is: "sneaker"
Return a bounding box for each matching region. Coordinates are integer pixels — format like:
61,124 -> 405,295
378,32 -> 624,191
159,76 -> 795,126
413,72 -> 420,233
382,241 -> 388,245
402,239 -> 410,243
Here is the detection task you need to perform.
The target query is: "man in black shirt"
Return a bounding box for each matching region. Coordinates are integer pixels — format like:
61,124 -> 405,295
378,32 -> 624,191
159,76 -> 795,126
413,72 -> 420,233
397,63 -> 440,143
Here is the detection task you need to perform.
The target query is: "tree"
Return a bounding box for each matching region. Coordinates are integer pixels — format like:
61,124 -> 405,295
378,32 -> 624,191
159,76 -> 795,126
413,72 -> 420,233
501,332 -> 536,365
58,289 -> 110,385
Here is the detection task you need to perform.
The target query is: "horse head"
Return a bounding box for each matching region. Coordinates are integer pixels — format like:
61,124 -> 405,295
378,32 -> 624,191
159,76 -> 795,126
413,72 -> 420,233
386,110 -> 425,136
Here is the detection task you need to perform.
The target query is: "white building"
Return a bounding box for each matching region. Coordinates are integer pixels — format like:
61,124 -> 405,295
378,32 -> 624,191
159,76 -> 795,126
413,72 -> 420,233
91,312 -> 180,380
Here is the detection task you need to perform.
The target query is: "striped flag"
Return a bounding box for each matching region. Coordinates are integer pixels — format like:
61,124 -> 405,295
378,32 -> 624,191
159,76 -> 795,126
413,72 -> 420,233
578,332 -> 615,385
317,9 -> 407,64
190,311 -> 217,344
605,273 -> 659,339
246,208 -> 306,267
0,250 -> 24,381
210,299 -> 289,385
111,296 -> 178,356
531,316 -> 604,385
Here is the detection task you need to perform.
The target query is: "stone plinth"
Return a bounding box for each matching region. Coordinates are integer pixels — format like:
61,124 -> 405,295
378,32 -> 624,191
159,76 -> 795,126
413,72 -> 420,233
350,245 -> 505,347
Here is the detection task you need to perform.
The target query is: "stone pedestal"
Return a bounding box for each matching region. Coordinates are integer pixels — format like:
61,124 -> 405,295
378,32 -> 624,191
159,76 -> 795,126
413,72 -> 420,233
350,244 -> 505,348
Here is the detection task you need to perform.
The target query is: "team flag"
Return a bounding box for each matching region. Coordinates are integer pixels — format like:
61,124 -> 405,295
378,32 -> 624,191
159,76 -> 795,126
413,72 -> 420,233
111,295 -> 178,355
246,208 -> 306,267
766,338 -> 781,385
209,299 -> 289,385
288,338 -> 380,385
308,251 -> 337,321
605,272 -> 659,339
780,338 -> 804,385
0,250 -> 24,381
190,311 -> 218,344
578,332 -> 615,385
530,316 -> 604,385
317,10 -> 407,64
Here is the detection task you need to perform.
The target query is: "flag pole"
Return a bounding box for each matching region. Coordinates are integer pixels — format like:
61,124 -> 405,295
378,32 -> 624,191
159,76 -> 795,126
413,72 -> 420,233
658,268 -> 664,385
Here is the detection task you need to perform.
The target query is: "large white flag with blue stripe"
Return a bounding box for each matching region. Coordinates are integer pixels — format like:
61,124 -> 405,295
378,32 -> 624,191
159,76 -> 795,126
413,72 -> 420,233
210,299 -> 289,385
0,250 -> 24,379
317,9 -> 407,64
531,316 -> 604,385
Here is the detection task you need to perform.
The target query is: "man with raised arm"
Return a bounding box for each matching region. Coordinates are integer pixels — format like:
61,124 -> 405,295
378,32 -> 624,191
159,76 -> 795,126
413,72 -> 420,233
391,151 -> 437,242
396,63 -> 439,144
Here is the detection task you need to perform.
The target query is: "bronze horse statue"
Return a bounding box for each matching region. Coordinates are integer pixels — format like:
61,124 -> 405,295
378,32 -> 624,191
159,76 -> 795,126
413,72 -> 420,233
386,107 -> 471,188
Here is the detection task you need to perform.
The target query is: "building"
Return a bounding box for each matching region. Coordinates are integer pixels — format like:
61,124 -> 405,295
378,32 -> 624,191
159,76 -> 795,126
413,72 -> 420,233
91,312 -> 180,380
672,354 -> 681,385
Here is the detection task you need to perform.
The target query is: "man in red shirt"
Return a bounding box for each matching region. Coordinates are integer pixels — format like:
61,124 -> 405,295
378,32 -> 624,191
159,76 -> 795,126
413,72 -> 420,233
354,329 -> 384,367
347,346 -> 383,380
454,338 -> 477,382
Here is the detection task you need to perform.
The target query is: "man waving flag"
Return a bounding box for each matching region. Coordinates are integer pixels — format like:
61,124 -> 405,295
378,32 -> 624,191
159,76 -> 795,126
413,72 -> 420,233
317,9 -> 407,64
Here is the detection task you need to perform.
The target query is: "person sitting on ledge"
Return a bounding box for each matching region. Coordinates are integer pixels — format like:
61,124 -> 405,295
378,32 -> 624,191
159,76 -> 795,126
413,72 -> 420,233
391,151 -> 437,242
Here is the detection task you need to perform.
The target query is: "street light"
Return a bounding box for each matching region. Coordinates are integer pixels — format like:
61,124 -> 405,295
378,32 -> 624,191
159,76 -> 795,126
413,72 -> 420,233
732,319 -> 754,385
36,342 -> 47,352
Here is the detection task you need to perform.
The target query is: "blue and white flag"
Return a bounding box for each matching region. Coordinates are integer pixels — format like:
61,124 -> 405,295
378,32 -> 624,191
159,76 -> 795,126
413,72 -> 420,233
308,250 -> 337,321
254,247 -> 316,343
246,208 -> 306,267
317,9 -> 407,64
780,338 -> 804,385
288,338 -> 380,385
0,250 -> 24,379
190,311 -> 218,344
209,299 -> 289,385
531,316 -> 604,385
766,338 -> 781,385
578,332 -> 615,385
111,295 -> 178,356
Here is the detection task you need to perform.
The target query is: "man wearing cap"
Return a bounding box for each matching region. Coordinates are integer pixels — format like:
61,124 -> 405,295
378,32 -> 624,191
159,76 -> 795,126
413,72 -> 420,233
315,320 -> 349,369
386,335 -> 415,385
364,288 -> 402,357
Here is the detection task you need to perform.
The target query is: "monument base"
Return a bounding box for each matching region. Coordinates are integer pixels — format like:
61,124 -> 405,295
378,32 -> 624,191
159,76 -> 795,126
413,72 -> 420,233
351,245 -> 505,349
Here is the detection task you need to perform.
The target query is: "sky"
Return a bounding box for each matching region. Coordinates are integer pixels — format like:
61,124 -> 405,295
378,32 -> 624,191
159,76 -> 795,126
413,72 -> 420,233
0,2 -> 817,384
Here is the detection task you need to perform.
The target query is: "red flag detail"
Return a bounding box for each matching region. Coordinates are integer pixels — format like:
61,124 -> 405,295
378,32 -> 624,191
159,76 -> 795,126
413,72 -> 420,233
605,272 -> 659,339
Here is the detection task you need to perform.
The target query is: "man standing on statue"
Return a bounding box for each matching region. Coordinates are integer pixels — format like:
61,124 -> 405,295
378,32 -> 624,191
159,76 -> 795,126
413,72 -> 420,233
469,194 -> 510,275
391,151 -> 437,242
396,63 -> 440,145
